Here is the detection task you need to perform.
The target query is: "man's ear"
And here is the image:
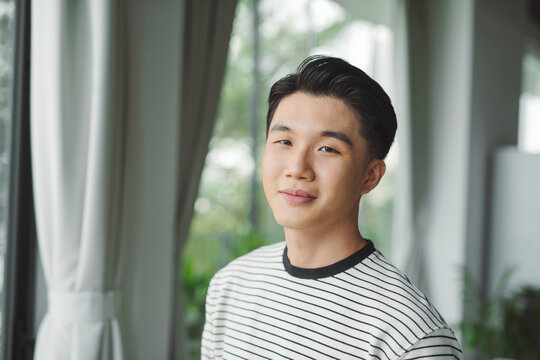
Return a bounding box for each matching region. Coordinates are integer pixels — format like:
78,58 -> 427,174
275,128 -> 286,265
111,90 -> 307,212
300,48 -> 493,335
360,159 -> 386,195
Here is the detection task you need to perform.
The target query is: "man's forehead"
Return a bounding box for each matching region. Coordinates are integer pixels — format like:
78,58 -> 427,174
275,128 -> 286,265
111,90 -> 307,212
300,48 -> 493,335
272,93 -> 361,134
276,92 -> 359,121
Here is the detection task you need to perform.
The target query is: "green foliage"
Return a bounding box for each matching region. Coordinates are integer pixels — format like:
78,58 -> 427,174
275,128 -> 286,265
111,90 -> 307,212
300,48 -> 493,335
460,267 -> 540,360
182,230 -> 268,360
502,286 -> 540,359
461,267 -> 514,357
182,256 -> 213,341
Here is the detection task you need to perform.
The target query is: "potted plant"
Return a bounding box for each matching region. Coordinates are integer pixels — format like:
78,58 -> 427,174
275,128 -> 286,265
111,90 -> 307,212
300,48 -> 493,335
461,267 -> 540,359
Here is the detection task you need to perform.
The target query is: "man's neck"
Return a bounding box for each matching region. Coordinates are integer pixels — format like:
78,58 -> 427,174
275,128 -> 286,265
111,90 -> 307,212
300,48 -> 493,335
284,222 -> 367,269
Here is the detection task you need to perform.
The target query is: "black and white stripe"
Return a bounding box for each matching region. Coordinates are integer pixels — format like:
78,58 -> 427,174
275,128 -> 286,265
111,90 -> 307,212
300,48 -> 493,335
202,241 -> 462,359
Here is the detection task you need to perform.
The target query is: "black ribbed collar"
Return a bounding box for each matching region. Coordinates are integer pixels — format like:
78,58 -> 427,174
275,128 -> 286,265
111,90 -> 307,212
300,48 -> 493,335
283,239 -> 376,279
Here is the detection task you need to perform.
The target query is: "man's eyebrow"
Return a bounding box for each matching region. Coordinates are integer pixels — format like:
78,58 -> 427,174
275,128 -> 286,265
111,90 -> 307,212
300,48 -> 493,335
270,124 -> 291,132
321,130 -> 353,146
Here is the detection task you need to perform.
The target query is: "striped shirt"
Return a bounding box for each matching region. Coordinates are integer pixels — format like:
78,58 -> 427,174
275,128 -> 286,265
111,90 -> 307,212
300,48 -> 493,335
201,240 -> 463,359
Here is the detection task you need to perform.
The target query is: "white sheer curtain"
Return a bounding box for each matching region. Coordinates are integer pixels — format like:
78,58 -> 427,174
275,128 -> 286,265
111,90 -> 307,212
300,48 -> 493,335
391,2 -> 473,321
31,1 -> 125,359
170,0 -> 237,358
390,0 -> 428,291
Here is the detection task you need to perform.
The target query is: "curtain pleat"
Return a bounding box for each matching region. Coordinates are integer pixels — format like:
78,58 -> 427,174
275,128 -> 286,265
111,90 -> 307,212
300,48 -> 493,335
391,0 -> 429,292
31,0 -> 125,359
169,0 -> 237,358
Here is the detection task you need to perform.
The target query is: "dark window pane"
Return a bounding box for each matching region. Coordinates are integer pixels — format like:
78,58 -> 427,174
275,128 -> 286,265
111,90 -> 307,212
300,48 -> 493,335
0,0 -> 15,356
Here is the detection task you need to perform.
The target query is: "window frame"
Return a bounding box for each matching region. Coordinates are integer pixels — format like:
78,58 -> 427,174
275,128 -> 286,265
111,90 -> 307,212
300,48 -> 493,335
2,0 -> 36,359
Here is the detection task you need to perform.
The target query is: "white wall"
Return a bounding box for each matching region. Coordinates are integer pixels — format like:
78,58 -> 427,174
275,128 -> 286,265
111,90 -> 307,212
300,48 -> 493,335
489,148 -> 540,292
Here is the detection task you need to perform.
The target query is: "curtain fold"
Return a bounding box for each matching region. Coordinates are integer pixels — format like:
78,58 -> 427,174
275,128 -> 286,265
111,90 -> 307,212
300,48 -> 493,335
390,0 -> 428,291
31,0 -> 126,359
169,0 -> 237,358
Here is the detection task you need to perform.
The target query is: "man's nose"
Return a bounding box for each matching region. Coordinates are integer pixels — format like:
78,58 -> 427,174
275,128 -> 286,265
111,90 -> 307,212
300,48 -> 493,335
285,147 -> 315,181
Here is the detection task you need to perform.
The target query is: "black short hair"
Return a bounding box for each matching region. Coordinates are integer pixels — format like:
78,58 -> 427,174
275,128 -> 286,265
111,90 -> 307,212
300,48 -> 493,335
266,55 -> 397,160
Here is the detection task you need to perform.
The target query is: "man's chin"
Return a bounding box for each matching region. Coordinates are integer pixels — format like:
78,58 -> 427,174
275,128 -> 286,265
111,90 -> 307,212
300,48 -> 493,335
275,217 -> 319,232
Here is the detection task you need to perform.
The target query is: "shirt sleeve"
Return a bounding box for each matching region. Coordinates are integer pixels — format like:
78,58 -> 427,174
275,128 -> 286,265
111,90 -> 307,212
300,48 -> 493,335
398,328 -> 463,359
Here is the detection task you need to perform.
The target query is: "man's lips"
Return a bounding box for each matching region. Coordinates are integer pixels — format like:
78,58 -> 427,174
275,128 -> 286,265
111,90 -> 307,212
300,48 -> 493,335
279,188 -> 317,204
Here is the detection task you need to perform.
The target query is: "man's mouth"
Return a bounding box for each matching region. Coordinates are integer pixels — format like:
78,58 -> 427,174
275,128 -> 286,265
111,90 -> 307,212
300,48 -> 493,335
279,188 -> 317,204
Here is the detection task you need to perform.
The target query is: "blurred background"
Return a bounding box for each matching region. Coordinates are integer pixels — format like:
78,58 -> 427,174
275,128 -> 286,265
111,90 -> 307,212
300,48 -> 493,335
1,0 -> 539,359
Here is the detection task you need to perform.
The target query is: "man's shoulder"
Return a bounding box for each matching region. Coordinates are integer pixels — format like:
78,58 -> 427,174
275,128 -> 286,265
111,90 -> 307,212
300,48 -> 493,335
346,250 -> 451,335
209,241 -> 285,285
226,241 -> 285,268
356,250 -> 431,304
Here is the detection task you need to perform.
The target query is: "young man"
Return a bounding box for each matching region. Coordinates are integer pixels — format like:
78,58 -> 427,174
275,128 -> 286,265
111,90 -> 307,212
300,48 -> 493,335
201,56 -> 462,359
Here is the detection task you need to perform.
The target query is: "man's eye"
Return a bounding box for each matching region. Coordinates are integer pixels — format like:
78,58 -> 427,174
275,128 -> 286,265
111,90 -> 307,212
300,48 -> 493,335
277,140 -> 292,146
320,146 -> 339,154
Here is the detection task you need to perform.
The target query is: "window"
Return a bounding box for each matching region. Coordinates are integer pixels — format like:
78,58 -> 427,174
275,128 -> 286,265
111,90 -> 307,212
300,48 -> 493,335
0,0 -> 16,355
519,50 -> 540,153
182,1 -> 398,358
1,0 -> 35,359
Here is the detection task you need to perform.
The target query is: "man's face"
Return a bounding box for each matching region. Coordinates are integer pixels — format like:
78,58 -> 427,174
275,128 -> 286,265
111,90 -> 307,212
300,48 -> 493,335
262,91 -> 381,233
